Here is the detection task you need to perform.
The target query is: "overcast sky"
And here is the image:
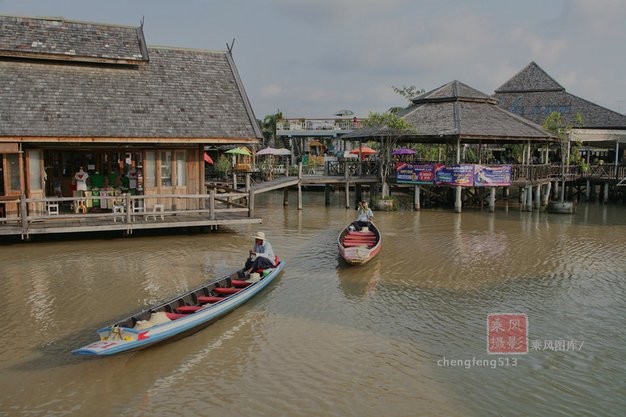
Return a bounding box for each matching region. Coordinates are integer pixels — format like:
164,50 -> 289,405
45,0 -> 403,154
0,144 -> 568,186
2,0 -> 626,119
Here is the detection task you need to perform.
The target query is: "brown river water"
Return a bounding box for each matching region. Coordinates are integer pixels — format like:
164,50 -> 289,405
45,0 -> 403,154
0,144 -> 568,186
0,191 -> 625,417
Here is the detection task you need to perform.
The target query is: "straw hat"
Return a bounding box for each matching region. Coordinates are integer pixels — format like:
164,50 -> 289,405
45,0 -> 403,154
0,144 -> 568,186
253,231 -> 266,241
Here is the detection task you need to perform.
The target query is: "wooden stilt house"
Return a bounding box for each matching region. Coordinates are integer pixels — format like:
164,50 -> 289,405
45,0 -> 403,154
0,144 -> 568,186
0,15 -> 261,218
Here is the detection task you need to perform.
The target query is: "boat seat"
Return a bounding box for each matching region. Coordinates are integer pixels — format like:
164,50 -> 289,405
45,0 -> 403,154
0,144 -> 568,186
231,279 -> 251,288
343,242 -> 375,247
176,305 -> 203,314
347,231 -> 375,237
214,287 -> 242,295
198,296 -> 223,304
165,312 -> 187,320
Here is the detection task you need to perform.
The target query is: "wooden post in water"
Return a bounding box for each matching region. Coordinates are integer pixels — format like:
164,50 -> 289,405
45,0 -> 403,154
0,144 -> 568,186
489,187 -> 496,212
520,187 -> 527,211
344,160 -> 350,209
534,184 -> 541,209
414,185 -> 421,210
454,186 -> 462,213
283,188 -> 289,206
324,185 -> 330,206
210,188 -> 216,219
553,180 -> 559,199
297,162 -> 303,210
248,189 -> 254,217
543,181 -> 551,206
586,180 -> 591,201
604,182 -> 609,203
245,173 -> 250,192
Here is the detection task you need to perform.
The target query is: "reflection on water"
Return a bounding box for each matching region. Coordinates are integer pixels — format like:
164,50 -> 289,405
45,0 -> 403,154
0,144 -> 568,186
0,192 -> 625,416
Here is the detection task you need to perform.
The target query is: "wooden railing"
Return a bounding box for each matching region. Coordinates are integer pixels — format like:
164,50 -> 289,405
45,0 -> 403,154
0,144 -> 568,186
0,191 -> 251,233
325,161 -> 379,177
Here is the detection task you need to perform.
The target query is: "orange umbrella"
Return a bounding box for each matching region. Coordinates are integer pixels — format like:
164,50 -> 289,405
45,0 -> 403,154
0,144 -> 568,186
349,146 -> 377,155
204,152 -> 214,164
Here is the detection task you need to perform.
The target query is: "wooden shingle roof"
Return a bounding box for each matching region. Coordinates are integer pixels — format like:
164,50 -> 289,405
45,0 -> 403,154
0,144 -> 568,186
0,15 -> 261,142
0,15 -> 148,64
494,62 -> 626,129
494,61 -> 564,93
344,80 -> 553,143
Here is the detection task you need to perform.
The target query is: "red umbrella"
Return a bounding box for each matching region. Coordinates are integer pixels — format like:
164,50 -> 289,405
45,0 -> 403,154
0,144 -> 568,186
204,152 -> 214,164
349,146 -> 377,155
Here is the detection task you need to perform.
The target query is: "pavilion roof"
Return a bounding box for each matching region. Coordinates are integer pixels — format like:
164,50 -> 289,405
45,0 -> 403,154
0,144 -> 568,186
343,80 -> 554,143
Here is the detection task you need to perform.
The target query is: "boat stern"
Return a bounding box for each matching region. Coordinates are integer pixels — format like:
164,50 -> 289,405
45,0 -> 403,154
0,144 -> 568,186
72,326 -> 149,356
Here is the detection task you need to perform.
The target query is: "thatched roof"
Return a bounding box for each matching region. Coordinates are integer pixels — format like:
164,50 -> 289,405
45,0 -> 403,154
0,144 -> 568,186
0,15 -> 261,143
494,62 -> 626,129
343,80 -> 554,143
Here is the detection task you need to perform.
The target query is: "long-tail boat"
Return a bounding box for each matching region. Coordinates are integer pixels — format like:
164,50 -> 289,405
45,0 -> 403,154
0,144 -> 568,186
338,223 -> 381,265
72,261 -> 284,356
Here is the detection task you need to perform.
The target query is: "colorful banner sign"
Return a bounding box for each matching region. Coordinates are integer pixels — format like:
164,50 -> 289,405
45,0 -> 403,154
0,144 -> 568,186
395,163 -> 436,185
474,165 -> 512,186
434,164 -> 474,186
395,163 -> 513,186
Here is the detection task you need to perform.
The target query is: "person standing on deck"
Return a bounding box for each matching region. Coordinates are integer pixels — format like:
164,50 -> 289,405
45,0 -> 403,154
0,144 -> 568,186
356,200 -> 373,229
240,232 -> 276,277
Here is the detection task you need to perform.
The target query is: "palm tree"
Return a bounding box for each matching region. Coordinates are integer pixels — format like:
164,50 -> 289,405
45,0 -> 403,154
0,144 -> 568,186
258,111 -> 283,148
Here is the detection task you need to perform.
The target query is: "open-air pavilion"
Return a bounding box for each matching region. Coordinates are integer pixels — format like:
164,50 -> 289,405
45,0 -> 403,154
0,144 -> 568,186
342,80 -> 556,212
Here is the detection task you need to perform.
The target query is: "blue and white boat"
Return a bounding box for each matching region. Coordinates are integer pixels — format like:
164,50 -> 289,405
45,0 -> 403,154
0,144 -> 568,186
72,261 -> 284,356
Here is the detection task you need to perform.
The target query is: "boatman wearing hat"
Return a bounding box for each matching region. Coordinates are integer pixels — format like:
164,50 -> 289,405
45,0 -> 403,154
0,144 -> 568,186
240,231 -> 276,278
356,200 -> 373,229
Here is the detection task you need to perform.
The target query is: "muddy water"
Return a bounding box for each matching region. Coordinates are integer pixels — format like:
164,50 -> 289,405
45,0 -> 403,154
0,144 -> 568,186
0,192 -> 624,416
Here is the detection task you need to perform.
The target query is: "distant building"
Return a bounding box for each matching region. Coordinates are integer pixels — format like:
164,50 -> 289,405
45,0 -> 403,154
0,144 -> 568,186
0,15 -> 260,215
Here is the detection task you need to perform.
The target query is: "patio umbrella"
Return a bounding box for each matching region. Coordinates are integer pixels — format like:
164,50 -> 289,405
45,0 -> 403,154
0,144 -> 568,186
203,152 -> 214,164
349,146 -> 377,155
225,147 -> 251,156
274,148 -> 292,156
256,147 -> 278,156
392,148 -> 416,155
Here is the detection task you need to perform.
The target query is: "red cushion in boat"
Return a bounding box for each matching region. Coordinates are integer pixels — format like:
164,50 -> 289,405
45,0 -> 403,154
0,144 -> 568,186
198,296 -> 223,304
231,279 -> 251,288
214,287 -> 241,295
343,242 -> 374,247
177,305 -> 203,314
166,312 -> 187,320
348,231 -> 375,237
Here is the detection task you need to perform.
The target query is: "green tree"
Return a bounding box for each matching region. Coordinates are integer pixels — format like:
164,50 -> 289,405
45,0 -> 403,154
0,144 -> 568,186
392,85 -> 425,102
365,111 -> 416,197
542,111 -> 584,202
258,111 -> 283,147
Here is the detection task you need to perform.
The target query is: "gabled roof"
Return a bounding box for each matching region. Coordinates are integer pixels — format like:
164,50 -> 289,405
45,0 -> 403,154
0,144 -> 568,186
0,47 -> 261,141
494,61 -> 564,93
494,62 -> 626,129
0,15 -> 261,142
343,80 -> 553,143
0,15 -> 148,64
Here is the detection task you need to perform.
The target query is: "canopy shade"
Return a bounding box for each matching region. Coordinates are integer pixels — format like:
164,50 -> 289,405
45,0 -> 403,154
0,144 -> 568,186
256,147 -> 292,156
349,146 -> 377,155
225,147 -> 251,156
393,148 -> 416,155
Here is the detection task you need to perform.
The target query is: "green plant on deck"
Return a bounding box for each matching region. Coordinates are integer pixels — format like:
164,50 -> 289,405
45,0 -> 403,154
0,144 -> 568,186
215,155 -> 232,176
371,195 -> 399,211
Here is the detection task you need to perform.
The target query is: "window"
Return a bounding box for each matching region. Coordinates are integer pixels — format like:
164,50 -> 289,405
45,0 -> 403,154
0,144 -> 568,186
28,150 -> 42,190
145,151 -> 156,188
176,151 -> 186,187
160,151 -> 172,187
7,154 -> 21,191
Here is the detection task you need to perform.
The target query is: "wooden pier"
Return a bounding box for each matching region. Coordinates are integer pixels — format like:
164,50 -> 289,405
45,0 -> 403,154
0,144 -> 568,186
0,192 -> 261,240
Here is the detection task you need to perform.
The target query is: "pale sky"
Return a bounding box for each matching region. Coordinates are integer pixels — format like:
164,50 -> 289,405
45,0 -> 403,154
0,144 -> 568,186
2,0 -> 626,119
